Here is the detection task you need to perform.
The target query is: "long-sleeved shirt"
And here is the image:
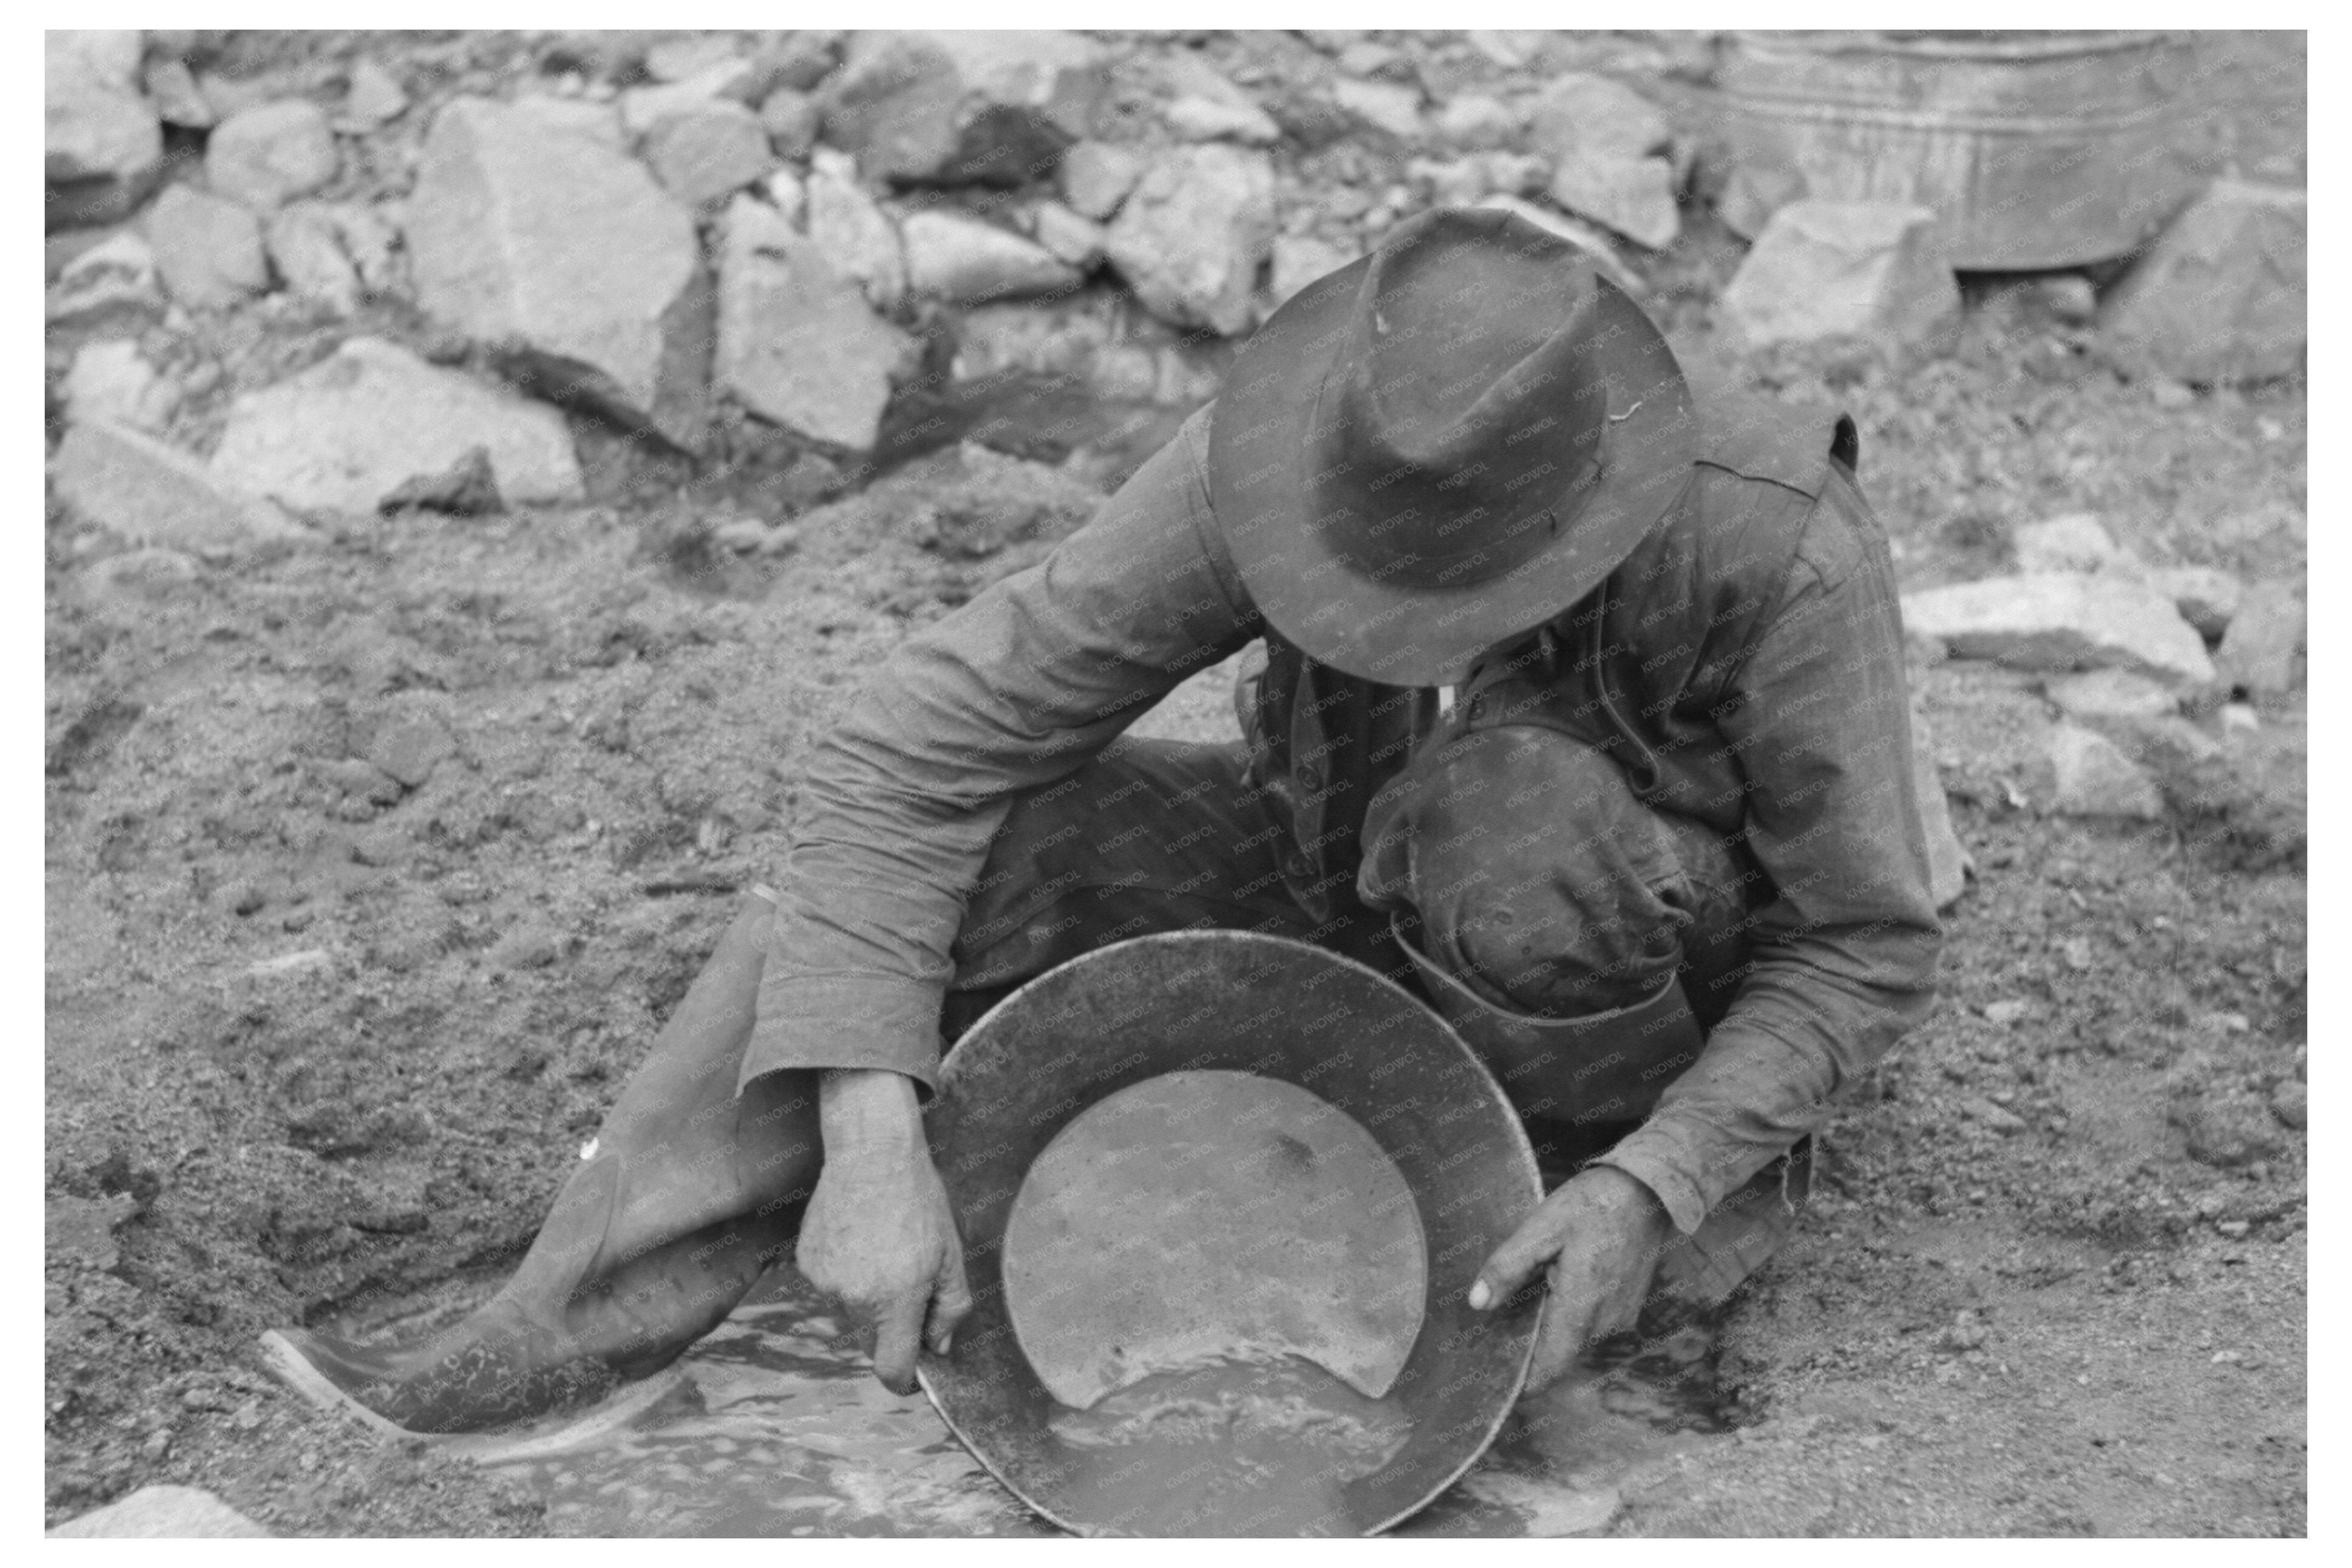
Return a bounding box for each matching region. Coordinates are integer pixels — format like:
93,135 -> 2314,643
743,396 -> 1942,1235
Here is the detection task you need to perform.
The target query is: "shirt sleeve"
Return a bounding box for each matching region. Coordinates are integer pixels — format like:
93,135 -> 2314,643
740,406 -> 1257,1093
1594,469 -> 1943,1233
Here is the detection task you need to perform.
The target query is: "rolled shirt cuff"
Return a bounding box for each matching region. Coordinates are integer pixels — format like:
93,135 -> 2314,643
739,971 -> 946,1096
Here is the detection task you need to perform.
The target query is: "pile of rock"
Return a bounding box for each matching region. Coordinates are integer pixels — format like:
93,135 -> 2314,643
1901,513 -> 2301,824
44,28 -> 2307,558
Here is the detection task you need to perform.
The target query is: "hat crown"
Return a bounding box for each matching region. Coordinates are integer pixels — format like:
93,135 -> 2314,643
1309,214 -> 1613,591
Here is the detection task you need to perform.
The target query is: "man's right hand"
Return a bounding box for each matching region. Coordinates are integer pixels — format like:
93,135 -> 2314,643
795,1068 -> 971,1396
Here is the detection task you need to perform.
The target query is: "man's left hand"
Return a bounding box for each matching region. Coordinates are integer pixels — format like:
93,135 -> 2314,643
1467,1164 -> 1675,1393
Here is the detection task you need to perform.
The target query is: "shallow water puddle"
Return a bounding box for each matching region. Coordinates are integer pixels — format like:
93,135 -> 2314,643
486,1265 -> 1729,1537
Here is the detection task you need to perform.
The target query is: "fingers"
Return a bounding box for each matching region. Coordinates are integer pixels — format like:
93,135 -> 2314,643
926,1245 -> 973,1358
1522,1280 -> 1593,1393
1469,1203 -> 1567,1311
870,1287 -> 927,1396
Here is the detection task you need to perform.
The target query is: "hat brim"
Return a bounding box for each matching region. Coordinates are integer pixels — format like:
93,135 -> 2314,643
1210,251 -> 1698,688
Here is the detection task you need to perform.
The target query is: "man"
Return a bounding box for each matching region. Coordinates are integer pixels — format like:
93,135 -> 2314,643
265,208 -> 1939,1435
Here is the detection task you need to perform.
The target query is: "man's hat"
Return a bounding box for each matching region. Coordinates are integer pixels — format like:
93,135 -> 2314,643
918,931 -> 1542,1537
1210,207 -> 1697,688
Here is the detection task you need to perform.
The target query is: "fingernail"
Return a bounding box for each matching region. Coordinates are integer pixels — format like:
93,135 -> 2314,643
1469,1280 -> 1492,1310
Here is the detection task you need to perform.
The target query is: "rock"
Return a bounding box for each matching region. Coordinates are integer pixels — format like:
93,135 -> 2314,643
1104,144 -> 1276,337
338,59 -> 408,131
1901,573 -> 2217,687
1529,74 -> 1674,164
805,149 -> 907,309
2046,669 -> 2178,722
2047,723 -> 2165,820
1983,1000 -> 2032,1027
1058,141 -> 1144,220
205,100 -> 339,211
263,202 -> 361,313
407,97 -> 710,448
819,30 -> 1109,185
1432,93 -> 1522,150
1941,1308 -> 1990,1351
1410,155 -> 1497,208
1548,154 -> 1680,250
642,99 -> 773,206
2144,565 -> 2244,640
367,713 -> 456,788
619,58 -> 758,138
1474,196 -> 1642,295
51,421 -> 300,550
715,194 -> 915,451
2101,179 -> 2305,384
1031,201 -> 1106,268
143,185 -> 271,309
1907,704 -> 1971,911
48,1485 -> 272,1538
144,58 -> 216,129
1164,94 -> 1283,146
902,210 -> 1080,304
2173,1093 -> 2286,1168
2014,512 -> 2122,574
1959,1097 -> 2028,1134
46,31 -> 161,186
2215,580 -> 2304,698
63,340 -> 177,432
210,338 -> 584,516
2269,1079 -> 2307,1133
1332,77 -> 1427,141
758,87 -> 821,158
76,547 -> 201,611
1270,234 -> 1361,306
645,33 -> 744,83
46,232 -> 166,326
1722,201 -> 1958,348
1717,162 -> 1807,240
509,95 -> 626,149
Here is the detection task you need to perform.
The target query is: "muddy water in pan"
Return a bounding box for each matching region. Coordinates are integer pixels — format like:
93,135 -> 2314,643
487,1264 -> 1733,1537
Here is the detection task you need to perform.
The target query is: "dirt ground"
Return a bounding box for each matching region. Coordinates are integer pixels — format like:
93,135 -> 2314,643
44,30 -> 2304,1537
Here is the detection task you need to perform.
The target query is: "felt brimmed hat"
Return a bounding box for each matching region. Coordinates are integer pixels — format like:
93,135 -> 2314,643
1210,207 -> 1697,687
917,930 -> 1542,1538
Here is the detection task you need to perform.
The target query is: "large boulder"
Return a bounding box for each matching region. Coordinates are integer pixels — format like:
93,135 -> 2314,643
1103,144 -> 1277,337
210,338 -> 584,515
46,31 -> 162,223
715,196 -> 915,451
1526,72 -> 1678,249
1901,573 -> 2217,689
1721,201 -> 1959,349
143,184 -> 271,309
2101,180 -> 2306,385
901,210 -> 1079,304
205,99 -> 339,211
405,97 -> 711,448
819,31 -> 1109,185
51,421 -> 300,550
